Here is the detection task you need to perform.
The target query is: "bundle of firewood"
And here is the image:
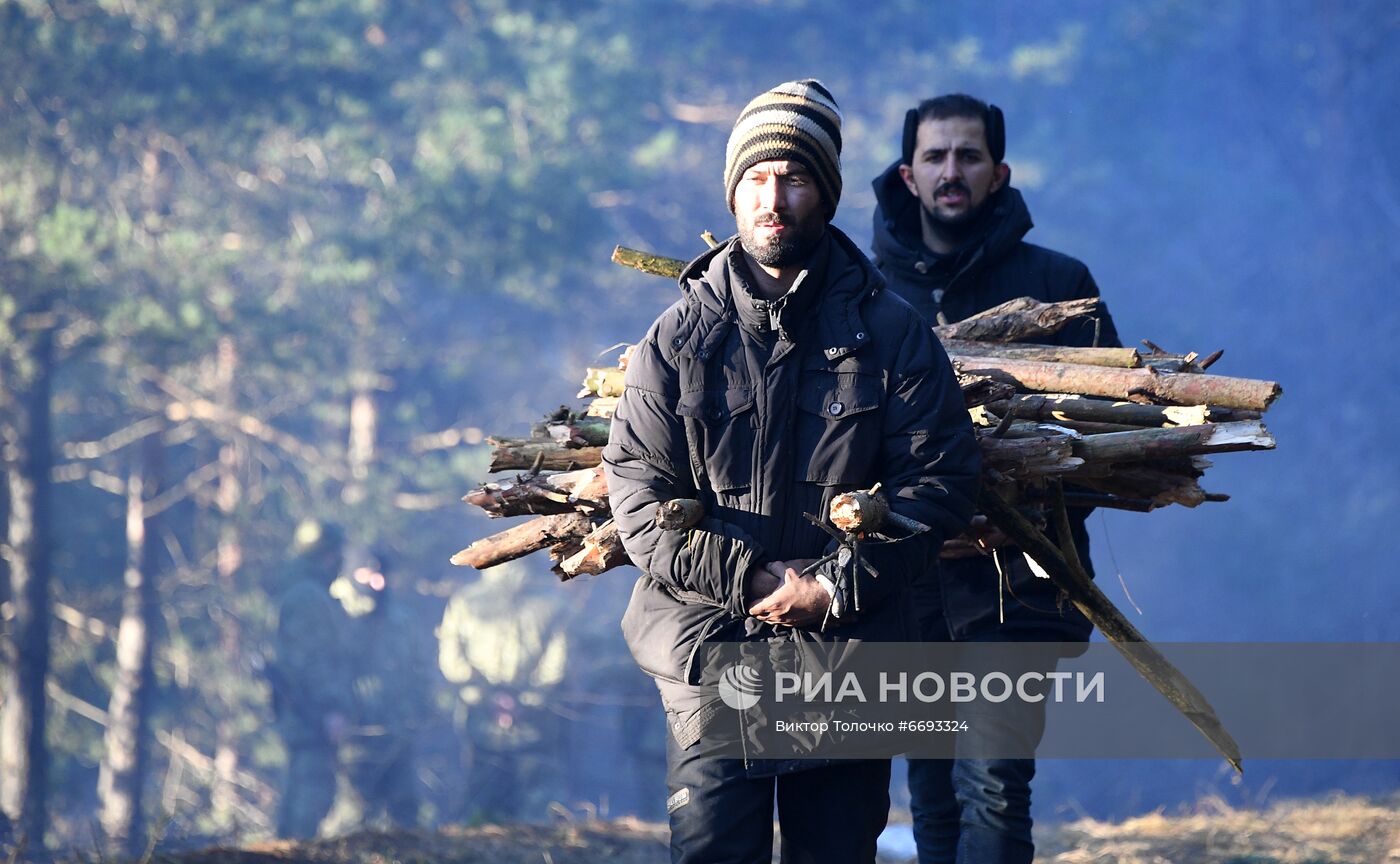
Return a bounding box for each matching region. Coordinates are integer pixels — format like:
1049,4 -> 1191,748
452,247 -> 1280,580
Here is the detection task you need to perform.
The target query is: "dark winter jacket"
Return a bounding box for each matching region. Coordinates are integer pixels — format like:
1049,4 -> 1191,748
604,226 -> 980,746
871,162 -> 1121,643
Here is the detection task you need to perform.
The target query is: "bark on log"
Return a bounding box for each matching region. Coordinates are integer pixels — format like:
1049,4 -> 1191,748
1071,420 -> 1275,463
546,419 -> 610,447
943,339 -> 1141,368
1032,419 -> 1142,435
487,421 -> 1262,485
988,394 -> 1261,428
1072,468 -> 1211,509
829,490 -> 891,533
980,485 -> 1243,772
956,356 -> 1282,411
611,246 -> 686,279
933,297 -> 1104,342
1059,491 -> 1157,512
554,520 -> 630,579
464,467 -> 609,517
489,440 -> 604,472
957,373 -> 1019,408
451,513 -> 593,569
978,430 -> 1084,477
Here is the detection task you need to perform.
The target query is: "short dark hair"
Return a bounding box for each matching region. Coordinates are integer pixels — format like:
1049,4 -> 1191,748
901,94 -> 1005,166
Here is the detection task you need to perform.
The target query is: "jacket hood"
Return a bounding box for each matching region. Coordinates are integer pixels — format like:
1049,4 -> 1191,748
870,160 -> 1035,288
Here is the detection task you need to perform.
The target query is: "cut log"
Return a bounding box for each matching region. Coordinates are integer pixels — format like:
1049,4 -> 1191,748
611,246 -> 686,279
1072,468 -> 1211,509
554,520 -> 629,579
988,394 -> 1261,428
545,419 -> 610,447
943,339 -> 1141,368
463,467 -> 609,518
979,485 -> 1243,772
1071,420 -> 1275,463
1059,491 -> 1157,512
451,513 -> 594,570
957,372 -> 1019,408
489,440 -> 604,472
655,499 -> 705,531
956,356 -> 1282,411
585,397 -> 619,419
978,430 -> 1084,477
933,297 -> 1104,343
829,490 -> 892,533
488,421 -> 1265,481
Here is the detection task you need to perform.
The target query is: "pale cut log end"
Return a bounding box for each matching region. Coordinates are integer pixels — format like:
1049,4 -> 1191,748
1162,405 -> 1211,427
655,498 -> 704,531
830,491 -> 889,533
586,397 -> 619,419
1205,420 -> 1276,450
462,489 -> 497,507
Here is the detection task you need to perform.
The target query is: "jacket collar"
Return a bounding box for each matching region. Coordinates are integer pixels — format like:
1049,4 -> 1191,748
673,225 -> 882,363
728,232 -> 831,342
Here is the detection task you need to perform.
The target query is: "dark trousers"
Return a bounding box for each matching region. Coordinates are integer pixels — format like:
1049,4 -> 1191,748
907,756 -> 1036,864
277,740 -> 337,839
906,641 -> 1055,864
346,739 -> 419,827
666,732 -> 891,864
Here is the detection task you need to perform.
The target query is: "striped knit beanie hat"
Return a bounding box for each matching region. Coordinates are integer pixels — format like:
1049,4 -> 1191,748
724,79 -> 843,219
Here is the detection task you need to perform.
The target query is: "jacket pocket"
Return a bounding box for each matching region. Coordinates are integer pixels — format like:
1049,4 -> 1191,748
676,387 -> 756,492
795,370 -> 883,485
622,577 -> 728,685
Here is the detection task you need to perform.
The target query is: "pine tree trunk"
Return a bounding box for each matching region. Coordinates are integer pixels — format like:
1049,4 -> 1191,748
0,323 -> 55,850
97,435 -> 160,857
210,336 -> 243,831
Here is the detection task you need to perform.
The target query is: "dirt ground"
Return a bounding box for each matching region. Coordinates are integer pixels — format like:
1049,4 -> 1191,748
104,793 -> 1400,864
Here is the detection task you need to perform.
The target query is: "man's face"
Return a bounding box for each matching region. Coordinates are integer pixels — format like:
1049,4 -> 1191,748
734,159 -> 826,269
899,115 -> 1009,229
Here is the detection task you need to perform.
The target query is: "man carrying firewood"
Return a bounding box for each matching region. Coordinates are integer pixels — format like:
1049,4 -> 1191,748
603,79 -> 980,863
870,94 -> 1121,864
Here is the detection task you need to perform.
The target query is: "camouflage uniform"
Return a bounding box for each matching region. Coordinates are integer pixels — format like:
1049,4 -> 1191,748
438,564 -> 570,821
272,547 -> 353,839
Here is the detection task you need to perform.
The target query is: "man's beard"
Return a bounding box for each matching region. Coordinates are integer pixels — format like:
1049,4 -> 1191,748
739,212 -> 823,268
921,180 -> 993,243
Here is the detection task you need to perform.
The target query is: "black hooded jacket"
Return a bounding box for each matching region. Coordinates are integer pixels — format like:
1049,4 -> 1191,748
604,226 -> 980,746
871,161 -> 1120,642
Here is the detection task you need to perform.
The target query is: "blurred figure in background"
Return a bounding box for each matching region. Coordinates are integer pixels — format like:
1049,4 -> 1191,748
437,563 -> 571,822
269,520 -> 354,839
332,548 -> 430,830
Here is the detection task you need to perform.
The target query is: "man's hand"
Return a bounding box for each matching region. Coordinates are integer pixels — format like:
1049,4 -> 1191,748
940,515 -> 1010,559
744,564 -> 782,606
748,559 -> 827,627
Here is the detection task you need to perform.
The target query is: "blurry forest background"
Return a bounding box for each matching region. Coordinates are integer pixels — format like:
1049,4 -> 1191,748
1,0 -> 1398,856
